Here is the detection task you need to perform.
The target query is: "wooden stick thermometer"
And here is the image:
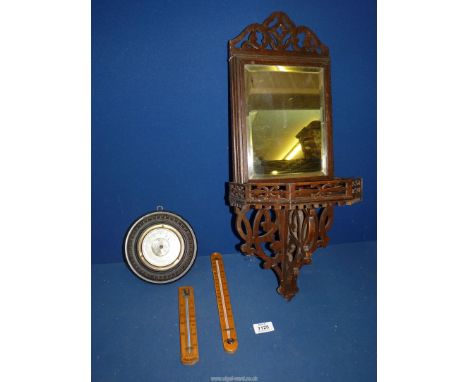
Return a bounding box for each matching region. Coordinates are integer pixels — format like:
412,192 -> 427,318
178,286 -> 199,365
210,252 -> 238,353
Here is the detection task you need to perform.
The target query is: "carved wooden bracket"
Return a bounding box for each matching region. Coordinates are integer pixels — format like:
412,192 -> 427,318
229,179 -> 361,300
234,204 -> 334,300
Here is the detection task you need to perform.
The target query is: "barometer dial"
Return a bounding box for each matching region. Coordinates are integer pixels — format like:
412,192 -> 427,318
125,210 -> 197,283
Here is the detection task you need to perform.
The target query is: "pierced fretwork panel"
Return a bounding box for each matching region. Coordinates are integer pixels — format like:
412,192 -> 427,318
234,205 -> 333,300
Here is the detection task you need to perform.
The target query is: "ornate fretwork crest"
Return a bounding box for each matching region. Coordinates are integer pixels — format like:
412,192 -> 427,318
229,11 -> 329,56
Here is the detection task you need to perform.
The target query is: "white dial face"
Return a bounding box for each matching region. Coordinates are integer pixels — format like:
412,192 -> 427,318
139,225 -> 184,269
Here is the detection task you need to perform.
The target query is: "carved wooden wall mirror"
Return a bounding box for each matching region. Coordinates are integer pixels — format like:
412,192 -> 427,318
228,11 -> 362,300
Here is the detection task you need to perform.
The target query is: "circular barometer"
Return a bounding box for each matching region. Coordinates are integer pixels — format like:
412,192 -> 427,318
125,209 -> 197,283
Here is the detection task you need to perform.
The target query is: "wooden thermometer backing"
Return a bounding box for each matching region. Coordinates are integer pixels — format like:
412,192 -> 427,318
178,286 -> 199,365
210,252 -> 238,353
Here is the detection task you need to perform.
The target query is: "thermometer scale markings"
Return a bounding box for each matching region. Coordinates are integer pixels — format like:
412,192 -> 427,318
184,288 -> 191,352
178,286 -> 199,365
211,252 -> 238,353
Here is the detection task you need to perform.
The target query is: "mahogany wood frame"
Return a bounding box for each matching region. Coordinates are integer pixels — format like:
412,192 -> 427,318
227,11 -> 362,300
229,26 -> 333,183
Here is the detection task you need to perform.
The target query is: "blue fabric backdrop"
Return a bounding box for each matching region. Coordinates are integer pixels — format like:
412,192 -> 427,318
92,0 -> 376,263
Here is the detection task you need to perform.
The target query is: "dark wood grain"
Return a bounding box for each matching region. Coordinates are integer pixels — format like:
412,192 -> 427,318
227,11 -> 362,300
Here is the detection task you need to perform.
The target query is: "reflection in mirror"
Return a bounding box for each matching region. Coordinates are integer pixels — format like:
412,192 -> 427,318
245,65 -> 327,179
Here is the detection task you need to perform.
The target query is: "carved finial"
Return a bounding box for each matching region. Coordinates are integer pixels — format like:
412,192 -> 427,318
229,11 -> 328,56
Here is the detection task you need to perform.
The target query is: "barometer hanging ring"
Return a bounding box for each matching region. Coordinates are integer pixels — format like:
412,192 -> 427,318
124,208 -> 197,283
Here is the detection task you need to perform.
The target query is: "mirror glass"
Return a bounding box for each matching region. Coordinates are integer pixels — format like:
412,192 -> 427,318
245,64 -> 327,179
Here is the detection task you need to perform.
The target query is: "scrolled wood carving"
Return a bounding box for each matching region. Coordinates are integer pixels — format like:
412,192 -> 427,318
227,12 -> 362,300
228,179 -> 362,209
234,205 -> 334,300
229,11 -> 329,56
